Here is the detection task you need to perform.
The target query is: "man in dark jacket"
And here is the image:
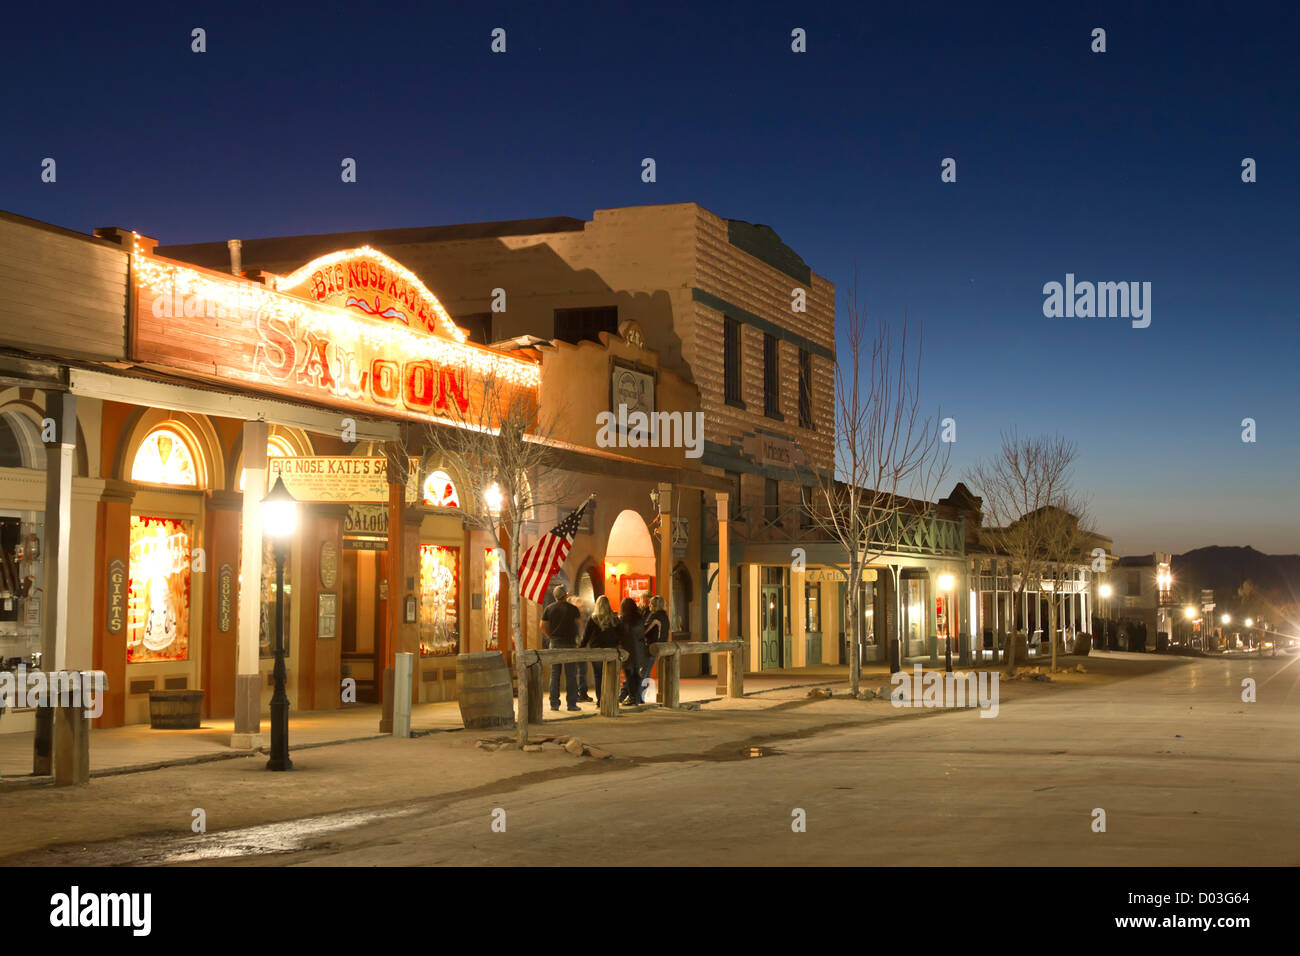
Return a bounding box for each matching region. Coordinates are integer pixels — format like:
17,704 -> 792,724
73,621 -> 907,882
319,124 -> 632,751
541,585 -> 582,711
618,598 -> 646,705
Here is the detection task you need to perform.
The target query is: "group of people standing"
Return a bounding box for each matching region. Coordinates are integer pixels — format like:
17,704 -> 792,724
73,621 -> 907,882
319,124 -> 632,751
540,585 -> 671,710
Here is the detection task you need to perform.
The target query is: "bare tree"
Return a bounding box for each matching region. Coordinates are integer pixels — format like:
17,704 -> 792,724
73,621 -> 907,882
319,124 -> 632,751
967,432 -> 1080,674
411,371 -> 573,746
1036,494 -> 1096,671
799,280 -> 949,695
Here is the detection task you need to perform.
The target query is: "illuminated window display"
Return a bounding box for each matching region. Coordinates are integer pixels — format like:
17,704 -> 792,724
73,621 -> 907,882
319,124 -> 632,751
0,512 -> 44,669
259,536 -> 291,658
419,544 -> 459,656
131,426 -> 199,487
483,546 -> 501,651
422,470 -> 460,508
904,576 -> 928,651
127,515 -> 192,663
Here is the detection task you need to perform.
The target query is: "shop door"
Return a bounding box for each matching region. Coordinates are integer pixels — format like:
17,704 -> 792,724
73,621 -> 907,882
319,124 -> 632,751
760,586 -> 783,669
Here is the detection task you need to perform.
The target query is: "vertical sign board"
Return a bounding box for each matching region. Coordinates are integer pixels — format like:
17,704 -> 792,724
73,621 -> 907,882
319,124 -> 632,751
106,558 -> 126,634
217,563 -> 234,632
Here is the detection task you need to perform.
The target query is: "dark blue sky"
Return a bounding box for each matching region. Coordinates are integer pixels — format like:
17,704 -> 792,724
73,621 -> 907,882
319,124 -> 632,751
3,1 -> 1296,554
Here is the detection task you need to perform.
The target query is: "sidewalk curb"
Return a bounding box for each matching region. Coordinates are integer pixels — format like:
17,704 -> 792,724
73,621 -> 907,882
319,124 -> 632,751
0,728 -> 467,791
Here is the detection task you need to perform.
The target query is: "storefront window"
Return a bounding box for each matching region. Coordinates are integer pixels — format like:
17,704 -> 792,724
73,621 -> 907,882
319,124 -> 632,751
904,576 -> 928,649
0,512 -> 44,669
419,545 -> 460,656
127,515 -> 192,662
484,547 -> 501,651
861,582 -> 876,646
806,582 -> 821,632
422,470 -> 460,508
259,537 -> 291,658
131,426 -> 199,487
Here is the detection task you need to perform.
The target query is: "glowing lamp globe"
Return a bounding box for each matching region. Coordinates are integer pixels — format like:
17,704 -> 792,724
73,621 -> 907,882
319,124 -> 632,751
262,475 -> 299,538
937,574 -> 955,591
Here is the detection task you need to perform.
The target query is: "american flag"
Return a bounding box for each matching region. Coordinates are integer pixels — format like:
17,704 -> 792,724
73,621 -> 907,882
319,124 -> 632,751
518,495 -> 594,604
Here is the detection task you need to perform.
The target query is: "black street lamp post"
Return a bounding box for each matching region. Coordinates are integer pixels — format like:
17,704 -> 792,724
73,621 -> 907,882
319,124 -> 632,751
263,475 -> 298,772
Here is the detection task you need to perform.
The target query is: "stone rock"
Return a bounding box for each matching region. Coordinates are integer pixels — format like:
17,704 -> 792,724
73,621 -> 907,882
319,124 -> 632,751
1074,664 -> 1087,673
522,744 -> 543,753
564,738 -> 585,755
583,745 -> 612,759
496,742 -> 517,751
476,740 -> 493,751
1031,673 -> 1052,682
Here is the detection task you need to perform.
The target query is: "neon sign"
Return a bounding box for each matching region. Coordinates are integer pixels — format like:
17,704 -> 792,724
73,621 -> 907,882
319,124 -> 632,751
131,243 -> 538,426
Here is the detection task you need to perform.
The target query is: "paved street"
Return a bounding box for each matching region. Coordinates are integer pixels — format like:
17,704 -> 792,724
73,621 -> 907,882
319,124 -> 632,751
4,651 -> 1297,867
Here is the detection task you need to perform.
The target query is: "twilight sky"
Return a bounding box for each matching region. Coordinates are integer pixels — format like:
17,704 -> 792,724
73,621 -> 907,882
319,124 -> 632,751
2,1 -> 1296,554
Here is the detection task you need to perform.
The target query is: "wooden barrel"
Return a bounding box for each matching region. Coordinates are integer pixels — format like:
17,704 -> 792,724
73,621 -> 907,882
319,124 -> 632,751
148,689 -> 204,729
456,652 -> 515,730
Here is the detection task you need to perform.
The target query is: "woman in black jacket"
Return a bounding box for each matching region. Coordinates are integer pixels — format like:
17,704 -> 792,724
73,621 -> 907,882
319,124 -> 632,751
618,597 -> 646,705
643,595 -> 672,681
581,596 -> 622,706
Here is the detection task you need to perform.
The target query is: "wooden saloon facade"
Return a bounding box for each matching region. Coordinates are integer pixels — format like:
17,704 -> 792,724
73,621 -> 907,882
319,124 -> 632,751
2,201 -> 1040,741
0,208 -> 727,738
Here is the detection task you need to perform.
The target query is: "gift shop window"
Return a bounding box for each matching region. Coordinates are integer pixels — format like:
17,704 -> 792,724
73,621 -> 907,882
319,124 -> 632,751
483,547 -> 501,651
0,512 -> 44,671
419,545 -> 460,656
126,515 -> 193,663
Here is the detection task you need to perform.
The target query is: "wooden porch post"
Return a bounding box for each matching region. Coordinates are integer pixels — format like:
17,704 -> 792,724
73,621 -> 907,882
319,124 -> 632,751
714,492 -> 730,695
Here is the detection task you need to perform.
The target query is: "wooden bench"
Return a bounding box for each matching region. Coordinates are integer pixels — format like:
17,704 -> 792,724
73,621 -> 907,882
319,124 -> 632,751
649,641 -> 746,709
521,647 -> 630,719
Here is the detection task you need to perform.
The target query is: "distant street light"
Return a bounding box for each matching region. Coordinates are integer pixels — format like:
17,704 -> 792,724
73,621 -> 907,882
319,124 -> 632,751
1183,606 -> 1195,619
1221,613 -> 1231,626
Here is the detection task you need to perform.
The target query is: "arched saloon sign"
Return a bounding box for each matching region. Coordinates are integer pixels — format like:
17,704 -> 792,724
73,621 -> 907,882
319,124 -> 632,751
131,243 -> 538,425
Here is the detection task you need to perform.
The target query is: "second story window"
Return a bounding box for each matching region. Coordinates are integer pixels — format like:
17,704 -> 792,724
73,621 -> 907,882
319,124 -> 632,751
763,334 -> 781,419
554,306 -> 618,345
798,348 -> 813,428
724,316 -> 743,406
765,477 -> 781,528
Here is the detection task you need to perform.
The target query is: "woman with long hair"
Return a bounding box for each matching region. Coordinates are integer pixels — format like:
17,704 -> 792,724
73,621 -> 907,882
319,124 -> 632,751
581,595 -> 623,706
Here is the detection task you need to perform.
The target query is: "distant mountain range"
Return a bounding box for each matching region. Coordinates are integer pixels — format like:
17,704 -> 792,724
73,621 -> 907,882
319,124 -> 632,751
1171,546 -> 1300,608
